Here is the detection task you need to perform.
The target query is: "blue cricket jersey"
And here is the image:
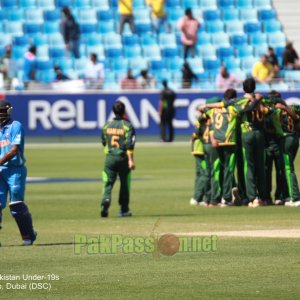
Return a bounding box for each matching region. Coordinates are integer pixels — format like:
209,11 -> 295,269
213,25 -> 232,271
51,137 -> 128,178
0,119 -> 25,168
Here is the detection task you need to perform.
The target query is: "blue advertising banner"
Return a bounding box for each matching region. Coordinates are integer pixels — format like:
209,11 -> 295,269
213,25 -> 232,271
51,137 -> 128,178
5,91 -> 300,136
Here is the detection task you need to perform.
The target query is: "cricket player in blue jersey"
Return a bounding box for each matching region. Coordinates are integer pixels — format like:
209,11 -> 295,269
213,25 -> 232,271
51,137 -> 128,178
0,100 -> 36,246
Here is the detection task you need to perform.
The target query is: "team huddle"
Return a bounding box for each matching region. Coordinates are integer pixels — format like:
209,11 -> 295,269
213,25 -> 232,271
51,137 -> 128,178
191,78 -> 300,207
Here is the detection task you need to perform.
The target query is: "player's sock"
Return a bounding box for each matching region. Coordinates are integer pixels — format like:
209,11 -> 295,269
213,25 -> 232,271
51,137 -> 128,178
9,202 -> 36,244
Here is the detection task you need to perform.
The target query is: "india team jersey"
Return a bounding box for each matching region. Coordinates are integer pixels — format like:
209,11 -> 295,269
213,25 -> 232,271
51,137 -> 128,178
0,119 -> 25,167
207,104 -> 239,146
102,117 -> 136,156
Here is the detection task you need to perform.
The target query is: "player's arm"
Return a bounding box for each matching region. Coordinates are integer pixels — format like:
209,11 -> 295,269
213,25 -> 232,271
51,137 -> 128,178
126,125 -> 136,170
276,103 -> 299,121
209,130 -> 219,148
0,144 -> 19,165
198,102 -> 224,112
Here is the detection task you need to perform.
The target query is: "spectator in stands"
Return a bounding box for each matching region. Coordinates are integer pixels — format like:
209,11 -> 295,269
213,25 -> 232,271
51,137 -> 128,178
119,0 -> 135,34
23,45 -> 37,89
146,0 -> 168,34
0,46 -> 13,90
137,69 -> 155,89
282,42 -> 300,70
252,55 -> 275,84
215,66 -> 241,90
267,47 -> 280,74
61,7 -> 80,59
84,53 -> 105,89
182,61 -> 197,89
54,66 -> 70,81
121,69 -> 138,89
177,8 -> 200,60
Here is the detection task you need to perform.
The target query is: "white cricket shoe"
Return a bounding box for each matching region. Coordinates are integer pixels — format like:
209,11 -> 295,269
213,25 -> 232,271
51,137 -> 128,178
285,201 -> 295,207
190,198 -> 199,206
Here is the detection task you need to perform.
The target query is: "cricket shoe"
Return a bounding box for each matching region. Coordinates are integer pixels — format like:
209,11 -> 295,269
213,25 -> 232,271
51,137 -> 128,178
232,187 -> 241,206
219,198 -> 233,207
249,198 -> 263,207
119,211 -> 132,217
275,199 -> 284,206
285,201 -> 295,207
198,201 -> 208,207
293,201 -> 300,207
23,231 -> 37,246
101,199 -> 111,218
190,198 -> 199,206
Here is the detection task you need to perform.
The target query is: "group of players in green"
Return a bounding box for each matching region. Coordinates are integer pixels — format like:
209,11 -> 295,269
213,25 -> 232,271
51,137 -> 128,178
191,78 -> 300,207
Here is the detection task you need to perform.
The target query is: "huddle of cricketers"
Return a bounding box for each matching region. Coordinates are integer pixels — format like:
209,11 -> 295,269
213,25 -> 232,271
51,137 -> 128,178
191,78 -> 300,207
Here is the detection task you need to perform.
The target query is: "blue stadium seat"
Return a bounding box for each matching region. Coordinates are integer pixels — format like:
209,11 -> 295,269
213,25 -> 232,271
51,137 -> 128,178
124,45 -> 142,58
24,9 -> 44,24
129,57 -> 148,75
24,24 -> 41,35
86,34 -> 102,46
240,9 -> 258,22
203,10 -> 221,22
253,44 -> 268,57
268,32 -> 286,48
200,0 -> 218,9
168,7 -> 184,22
36,45 -> 49,59
181,0 -> 199,9
223,57 -> 241,71
197,32 -> 212,45
187,58 -> 204,74
236,0 -> 253,9
218,0 -> 235,8
203,59 -> 221,75
36,59 -> 53,70
97,10 -> 113,21
159,33 -> 177,49
217,47 -> 234,59
135,23 -> 152,35
49,47 -> 66,59
225,21 -> 244,34
37,0 -> 55,10
256,83 -> 270,91
231,35 -> 248,47
78,9 -> 97,24
44,10 -> 61,22
91,0 -> 109,9
244,22 -> 261,35
149,60 -> 165,72
103,33 -> 122,48
38,69 -> 56,83
206,21 -> 224,33
241,56 -> 257,73
7,10 -> 24,22
133,8 -> 151,23
162,48 -> 179,58
20,0 -> 37,9
270,82 -> 288,91
122,34 -> 139,46
253,0 -> 272,9
86,45 -> 105,59
33,34 -> 48,46
165,0 -> 180,8
106,48 -> 122,59
211,32 -> 230,47
166,58 -> 184,72
249,33 -> 268,46
73,0 -> 91,8
48,33 -> 65,47
53,58 -> 73,72
2,0 -> 18,9
0,34 -> 12,47
111,58 -> 129,75
133,0 -> 146,8
263,20 -> 282,33
5,22 -> 23,36
12,46 -> 28,60
275,46 -> 285,59
140,33 -> 158,46
13,36 -> 29,46
143,45 -> 161,60
44,22 -> 60,34
236,45 -> 253,58
258,9 -> 276,21
80,24 -> 97,38
56,0 -> 72,8
98,21 -> 115,34
110,0 -> 118,9
198,44 -> 217,59
222,9 -> 239,21
285,71 -> 300,82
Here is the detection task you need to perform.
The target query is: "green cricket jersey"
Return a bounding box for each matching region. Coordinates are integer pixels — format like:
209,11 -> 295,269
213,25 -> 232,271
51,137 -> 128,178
206,103 -> 239,146
101,116 -> 136,156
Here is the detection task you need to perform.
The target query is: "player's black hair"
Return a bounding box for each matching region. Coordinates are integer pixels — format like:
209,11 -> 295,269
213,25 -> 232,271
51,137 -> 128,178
162,80 -> 168,88
224,88 -> 237,101
243,78 -> 256,93
113,101 -> 125,117
268,90 -> 282,98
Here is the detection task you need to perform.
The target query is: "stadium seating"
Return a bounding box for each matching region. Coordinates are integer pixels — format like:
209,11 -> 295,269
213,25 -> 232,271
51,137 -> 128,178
0,0 -> 290,88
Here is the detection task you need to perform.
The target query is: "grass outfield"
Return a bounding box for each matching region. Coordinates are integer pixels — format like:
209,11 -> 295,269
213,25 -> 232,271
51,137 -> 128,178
0,142 -> 300,299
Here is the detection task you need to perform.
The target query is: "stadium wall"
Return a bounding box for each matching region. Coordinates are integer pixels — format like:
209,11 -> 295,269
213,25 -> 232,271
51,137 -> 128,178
6,91 -> 300,136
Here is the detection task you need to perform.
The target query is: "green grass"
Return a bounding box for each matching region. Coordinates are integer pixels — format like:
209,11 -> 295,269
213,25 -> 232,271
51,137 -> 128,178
0,143 -> 300,299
